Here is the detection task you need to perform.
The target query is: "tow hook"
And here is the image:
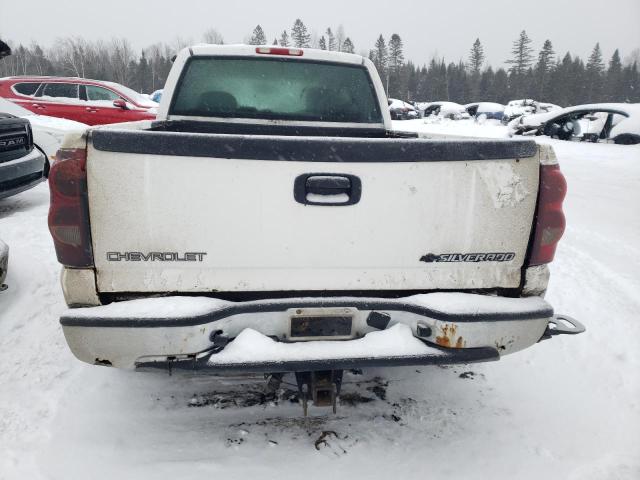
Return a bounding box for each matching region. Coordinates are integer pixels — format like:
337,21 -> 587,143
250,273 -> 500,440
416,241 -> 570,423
541,314 -> 585,340
295,370 -> 343,416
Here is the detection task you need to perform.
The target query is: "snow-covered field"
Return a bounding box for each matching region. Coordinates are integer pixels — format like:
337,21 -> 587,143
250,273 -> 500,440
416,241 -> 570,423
1,121 -> 639,480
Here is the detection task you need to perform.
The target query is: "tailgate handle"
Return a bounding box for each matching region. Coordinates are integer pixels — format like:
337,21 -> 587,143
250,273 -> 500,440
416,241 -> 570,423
294,174 -> 362,206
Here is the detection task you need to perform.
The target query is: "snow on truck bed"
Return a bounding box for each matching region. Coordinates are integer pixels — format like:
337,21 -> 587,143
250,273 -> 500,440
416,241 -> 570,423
0,120 -> 639,479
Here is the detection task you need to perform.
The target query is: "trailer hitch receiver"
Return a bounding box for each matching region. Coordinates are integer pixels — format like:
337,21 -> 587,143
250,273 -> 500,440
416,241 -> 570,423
295,370 -> 343,416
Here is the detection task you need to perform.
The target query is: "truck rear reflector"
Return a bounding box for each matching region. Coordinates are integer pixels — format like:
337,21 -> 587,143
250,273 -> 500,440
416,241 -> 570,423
255,47 -> 303,56
528,164 -> 567,266
48,148 -> 94,267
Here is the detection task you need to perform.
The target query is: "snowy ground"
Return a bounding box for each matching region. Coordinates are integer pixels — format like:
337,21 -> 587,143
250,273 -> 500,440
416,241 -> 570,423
1,121 -> 639,479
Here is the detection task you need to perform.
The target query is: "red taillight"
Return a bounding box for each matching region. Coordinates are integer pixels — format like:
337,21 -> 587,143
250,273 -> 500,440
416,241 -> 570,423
528,164 -> 567,266
255,47 -> 303,56
48,148 -> 94,267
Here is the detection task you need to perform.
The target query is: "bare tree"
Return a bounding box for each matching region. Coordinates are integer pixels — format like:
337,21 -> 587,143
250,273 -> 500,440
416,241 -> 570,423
202,29 -> 224,45
109,38 -> 135,85
335,25 -> 345,52
624,48 -> 640,66
171,36 -> 193,54
52,36 -> 91,77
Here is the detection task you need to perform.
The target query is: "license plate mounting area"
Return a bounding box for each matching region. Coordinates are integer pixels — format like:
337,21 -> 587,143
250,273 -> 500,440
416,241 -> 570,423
288,307 -> 355,340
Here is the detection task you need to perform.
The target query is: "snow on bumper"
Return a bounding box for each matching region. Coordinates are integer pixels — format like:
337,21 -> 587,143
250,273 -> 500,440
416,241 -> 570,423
60,292 -> 563,370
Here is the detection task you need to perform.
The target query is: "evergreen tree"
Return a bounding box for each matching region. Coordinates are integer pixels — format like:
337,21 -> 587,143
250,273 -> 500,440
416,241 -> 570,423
135,50 -> 151,92
522,67 -> 536,98
549,52 -> 572,105
506,31 -> 534,98
279,30 -> 290,47
507,30 -> 534,75
249,25 -> 267,45
405,61 -> 418,101
373,35 -> 388,70
414,65 -> 429,100
342,37 -> 355,54
605,49 -> 623,101
291,19 -> 311,48
326,28 -> 337,51
319,36 -> 327,50
373,35 -> 388,91
467,38 -> 484,99
586,42 -> 604,74
585,42 -> 605,101
423,58 -> 449,100
535,40 -> 555,99
608,49 -> 622,74
492,68 -> 509,104
468,38 -> 484,74
621,62 -> 640,102
387,34 -> 405,98
446,61 -> 469,103
570,56 -> 587,104
479,66 -> 494,100
388,34 -> 404,70
272,38 -> 278,45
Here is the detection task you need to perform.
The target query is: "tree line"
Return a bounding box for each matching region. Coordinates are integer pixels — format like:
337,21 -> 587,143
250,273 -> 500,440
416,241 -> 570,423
1,20 -> 639,106
373,30 -> 639,105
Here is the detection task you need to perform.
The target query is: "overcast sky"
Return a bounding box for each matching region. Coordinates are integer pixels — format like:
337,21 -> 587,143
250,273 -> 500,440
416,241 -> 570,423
1,0 -> 639,67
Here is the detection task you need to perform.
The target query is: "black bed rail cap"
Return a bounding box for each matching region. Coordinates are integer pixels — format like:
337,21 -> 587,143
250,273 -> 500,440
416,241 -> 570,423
91,129 -> 538,163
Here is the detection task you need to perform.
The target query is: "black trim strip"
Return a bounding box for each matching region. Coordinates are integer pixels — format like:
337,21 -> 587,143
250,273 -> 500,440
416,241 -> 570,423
149,120 -> 389,138
91,129 -> 538,163
61,297 -> 554,328
135,346 -> 501,374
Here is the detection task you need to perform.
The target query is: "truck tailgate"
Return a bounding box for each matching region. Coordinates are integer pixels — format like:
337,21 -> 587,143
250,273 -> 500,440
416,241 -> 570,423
87,130 -> 539,293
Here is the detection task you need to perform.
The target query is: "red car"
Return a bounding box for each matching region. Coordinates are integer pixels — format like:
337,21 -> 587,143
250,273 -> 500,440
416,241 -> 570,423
0,76 -> 157,125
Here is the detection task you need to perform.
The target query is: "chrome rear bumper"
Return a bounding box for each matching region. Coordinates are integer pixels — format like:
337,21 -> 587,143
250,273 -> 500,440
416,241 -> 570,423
60,292 -> 583,371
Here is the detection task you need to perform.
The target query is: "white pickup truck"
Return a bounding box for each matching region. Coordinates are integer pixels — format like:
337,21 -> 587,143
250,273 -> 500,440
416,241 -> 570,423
48,45 -> 583,411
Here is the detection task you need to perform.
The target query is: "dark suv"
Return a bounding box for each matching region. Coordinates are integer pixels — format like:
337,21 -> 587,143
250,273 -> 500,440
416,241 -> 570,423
0,112 -> 47,200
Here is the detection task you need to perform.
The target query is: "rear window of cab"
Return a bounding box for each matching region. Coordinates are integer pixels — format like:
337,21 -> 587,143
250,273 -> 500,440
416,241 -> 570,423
170,57 -> 383,124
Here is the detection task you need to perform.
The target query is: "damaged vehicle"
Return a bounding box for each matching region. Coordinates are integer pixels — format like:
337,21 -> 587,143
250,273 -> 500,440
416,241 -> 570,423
388,98 -> 419,120
422,101 -> 470,120
466,102 -> 505,121
49,45 -> 583,415
502,99 -> 561,124
508,103 -> 640,144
